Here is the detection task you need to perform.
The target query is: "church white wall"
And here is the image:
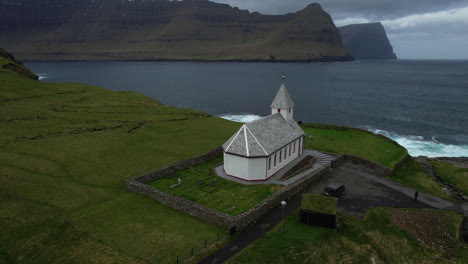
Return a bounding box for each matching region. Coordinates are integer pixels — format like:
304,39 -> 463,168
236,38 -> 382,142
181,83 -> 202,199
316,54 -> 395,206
271,108 -> 294,120
224,152 -> 249,180
224,153 -> 267,181
248,157 -> 267,181
266,137 -> 302,178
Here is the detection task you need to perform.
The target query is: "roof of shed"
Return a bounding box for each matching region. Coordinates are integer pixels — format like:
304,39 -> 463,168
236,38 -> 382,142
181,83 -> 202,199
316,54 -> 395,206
223,113 -> 305,157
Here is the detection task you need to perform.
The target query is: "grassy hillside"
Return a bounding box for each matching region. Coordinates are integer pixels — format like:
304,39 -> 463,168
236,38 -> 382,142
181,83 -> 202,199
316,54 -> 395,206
303,124 -> 408,168
0,48 -> 38,80
228,208 -> 467,264
0,68 -> 241,263
389,158 -> 454,201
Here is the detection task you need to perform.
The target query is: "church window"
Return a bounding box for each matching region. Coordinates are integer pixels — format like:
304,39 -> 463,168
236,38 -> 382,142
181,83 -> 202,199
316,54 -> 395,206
268,157 -> 271,170
278,109 -> 281,113
284,147 -> 286,159
274,153 -> 277,167
293,141 -> 296,153
279,150 -> 282,163
299,138 -> 302,154
289,144 -> 291,156
289,109 -> 291,113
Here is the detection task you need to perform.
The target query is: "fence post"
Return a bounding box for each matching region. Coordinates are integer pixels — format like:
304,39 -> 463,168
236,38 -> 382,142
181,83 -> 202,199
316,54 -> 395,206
176,255 -> 179,264
204,239 -> 207,248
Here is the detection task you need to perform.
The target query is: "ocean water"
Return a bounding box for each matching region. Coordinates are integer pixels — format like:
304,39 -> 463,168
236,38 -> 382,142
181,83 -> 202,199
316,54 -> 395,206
27,60 -> 468,157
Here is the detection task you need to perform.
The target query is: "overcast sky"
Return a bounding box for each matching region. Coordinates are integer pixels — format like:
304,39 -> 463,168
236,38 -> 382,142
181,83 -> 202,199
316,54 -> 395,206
213,0 -> 468,59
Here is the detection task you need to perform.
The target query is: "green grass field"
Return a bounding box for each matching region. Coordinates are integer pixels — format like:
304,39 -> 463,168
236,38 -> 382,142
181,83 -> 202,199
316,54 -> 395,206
433,162 -> 468,196
389,158 -> 453,201
0,70 -> 241,263
227,208 -> 466,264
150,157 -> 282,216
303,124 -> 408,168
301,194 -> 336,215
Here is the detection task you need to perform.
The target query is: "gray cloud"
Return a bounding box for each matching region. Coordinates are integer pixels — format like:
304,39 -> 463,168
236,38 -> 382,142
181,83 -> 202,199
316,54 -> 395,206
213,0 -> 468,59
213,0 -> 467,19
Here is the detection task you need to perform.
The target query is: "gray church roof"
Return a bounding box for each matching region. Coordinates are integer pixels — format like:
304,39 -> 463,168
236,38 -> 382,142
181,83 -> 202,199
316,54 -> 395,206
223,113 -> 305,157
270,83 -> 295,109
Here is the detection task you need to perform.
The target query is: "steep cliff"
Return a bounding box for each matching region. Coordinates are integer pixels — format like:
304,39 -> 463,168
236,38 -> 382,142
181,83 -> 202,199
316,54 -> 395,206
0,48 -> 38,80
0,0 -> 352,62
339,22 -> 397,60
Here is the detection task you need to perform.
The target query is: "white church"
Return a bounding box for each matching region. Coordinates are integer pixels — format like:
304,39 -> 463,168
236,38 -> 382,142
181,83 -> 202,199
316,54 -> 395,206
223,80 -> 306,181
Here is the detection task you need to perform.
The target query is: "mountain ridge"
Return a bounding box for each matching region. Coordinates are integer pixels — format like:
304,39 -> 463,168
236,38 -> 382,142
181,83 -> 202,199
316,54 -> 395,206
0,0 -> 353,62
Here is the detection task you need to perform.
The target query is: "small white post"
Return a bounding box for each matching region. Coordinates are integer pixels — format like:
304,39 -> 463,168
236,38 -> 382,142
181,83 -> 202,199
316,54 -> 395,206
281,200 -> 287,233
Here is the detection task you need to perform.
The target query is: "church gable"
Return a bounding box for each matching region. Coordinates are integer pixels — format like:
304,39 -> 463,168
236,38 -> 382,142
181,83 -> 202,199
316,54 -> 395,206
223,125 -> 268,157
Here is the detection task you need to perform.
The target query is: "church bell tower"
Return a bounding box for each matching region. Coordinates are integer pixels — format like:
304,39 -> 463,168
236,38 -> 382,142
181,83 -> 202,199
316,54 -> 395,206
271,75 -> 295,120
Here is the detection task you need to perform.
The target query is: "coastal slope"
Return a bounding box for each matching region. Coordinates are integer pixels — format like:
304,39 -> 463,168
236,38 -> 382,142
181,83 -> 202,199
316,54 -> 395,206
0,48 -> 241,263
0,48 -> 38,80
339,22 -> 397,60
0,0 -> 352,62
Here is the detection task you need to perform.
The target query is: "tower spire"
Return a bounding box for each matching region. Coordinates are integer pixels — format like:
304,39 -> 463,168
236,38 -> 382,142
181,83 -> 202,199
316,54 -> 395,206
271,77 -> 295,120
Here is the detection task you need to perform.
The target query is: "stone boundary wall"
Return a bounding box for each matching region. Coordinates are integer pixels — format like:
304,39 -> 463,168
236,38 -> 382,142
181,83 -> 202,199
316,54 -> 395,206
125,146 -> 410,232
125,180 -> 234,228
337,153 -> 411,176
391,154 -> 412,174
234,164 -> 332,230
340,154 -> 391,176
130,147 -> 223,184
125,146 -> 336,232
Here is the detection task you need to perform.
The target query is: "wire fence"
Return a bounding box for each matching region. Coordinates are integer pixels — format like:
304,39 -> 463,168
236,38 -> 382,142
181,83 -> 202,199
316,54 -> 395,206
174,231 -> 231,264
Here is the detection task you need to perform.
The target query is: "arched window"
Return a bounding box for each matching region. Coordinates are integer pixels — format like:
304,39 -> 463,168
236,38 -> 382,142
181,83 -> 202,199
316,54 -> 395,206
278,109 -> 281,113
289,109 -> 291,113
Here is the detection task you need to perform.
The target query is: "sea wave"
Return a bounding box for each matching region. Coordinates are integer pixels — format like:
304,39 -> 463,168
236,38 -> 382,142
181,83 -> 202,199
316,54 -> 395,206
368,128 -> 468,158
37,74 -> 48,80
219,114 -> 263,123
219,114 -> 468,157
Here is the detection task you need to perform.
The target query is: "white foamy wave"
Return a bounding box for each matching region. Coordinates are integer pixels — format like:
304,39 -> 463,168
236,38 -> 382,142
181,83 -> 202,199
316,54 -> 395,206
368,128 -> 468,158
220,114 -> 263,123
37,74 -> 48,80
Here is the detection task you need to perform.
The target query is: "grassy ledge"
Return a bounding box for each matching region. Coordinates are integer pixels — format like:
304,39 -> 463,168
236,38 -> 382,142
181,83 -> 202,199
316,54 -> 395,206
303,123 -> 408,168
432,161 -> 468,196
389,158 -> 454,201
